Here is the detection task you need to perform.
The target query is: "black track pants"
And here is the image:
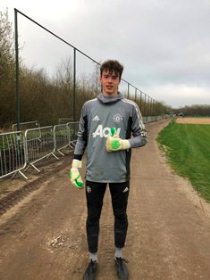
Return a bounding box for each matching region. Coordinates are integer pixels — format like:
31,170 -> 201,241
85,180 -> 129,253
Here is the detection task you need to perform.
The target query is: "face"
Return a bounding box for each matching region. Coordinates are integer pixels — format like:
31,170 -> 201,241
100,70 -> 120,96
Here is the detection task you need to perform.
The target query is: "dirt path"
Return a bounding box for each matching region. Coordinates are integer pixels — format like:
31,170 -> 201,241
1,120 -> 210,280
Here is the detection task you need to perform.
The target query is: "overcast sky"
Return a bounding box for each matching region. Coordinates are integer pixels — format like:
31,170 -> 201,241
1,0 -> 210,108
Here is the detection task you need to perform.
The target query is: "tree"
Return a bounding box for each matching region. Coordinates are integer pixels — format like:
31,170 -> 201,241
0,9 -> 16,126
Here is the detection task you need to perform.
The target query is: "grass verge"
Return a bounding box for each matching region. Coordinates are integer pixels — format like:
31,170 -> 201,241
157,120 -> 210,202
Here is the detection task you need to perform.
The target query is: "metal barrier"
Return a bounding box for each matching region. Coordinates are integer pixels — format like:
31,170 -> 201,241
0,123 -> 80,179
0,131 -> 27,179
53,124 -> 70,156
67,122 -> 79,149
12,120 -> 40,131
25,126 -> 59,172
143,115 -> 168,123
58,118 -> 73,124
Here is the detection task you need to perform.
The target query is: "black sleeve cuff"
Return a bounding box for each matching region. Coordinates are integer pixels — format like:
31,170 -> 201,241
73,154 -> 83,160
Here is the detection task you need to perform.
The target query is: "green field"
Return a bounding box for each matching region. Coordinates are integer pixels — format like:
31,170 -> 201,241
157,121 -> 210,202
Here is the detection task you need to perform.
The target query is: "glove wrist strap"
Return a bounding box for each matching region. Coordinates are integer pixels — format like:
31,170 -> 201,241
72,159 -> 82,168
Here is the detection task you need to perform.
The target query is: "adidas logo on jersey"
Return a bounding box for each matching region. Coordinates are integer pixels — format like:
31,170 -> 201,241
92,115 -> 100,121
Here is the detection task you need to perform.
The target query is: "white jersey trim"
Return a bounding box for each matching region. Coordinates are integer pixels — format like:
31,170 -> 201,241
122,98 -> 145,130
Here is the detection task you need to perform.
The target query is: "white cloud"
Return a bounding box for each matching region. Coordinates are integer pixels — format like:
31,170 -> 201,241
1,0 -> 210,107
145,84 -> 210,107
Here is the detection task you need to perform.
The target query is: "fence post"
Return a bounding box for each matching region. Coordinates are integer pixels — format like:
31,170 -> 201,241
14,9 -> 20,131
73,48 -> 76,123
127,83 -> 130,99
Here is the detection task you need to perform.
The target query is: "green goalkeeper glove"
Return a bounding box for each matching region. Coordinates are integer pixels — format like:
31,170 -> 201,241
69,159 -> 84,188
106,127 -> 131,152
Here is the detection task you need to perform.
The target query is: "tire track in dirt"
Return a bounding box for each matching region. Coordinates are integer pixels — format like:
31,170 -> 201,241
0,157 -> 71,216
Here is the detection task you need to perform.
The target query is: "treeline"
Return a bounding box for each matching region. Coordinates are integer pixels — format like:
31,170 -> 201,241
0,10 -> 99,127
0,10 -> 16,126
174,105 -> 210,116
0,10 -> 167,128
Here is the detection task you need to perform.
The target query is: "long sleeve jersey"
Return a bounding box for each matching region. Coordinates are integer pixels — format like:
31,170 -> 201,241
73,92 -> 146,183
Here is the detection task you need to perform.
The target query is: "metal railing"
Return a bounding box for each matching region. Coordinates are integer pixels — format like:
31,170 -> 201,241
143,115 -> 164,123
25,126 -> 58,173
0,131 -> 27,179
67,122 -> 79,149
0,122 -> 79,180
12,120 -> 40,131
53,124 -> 70,156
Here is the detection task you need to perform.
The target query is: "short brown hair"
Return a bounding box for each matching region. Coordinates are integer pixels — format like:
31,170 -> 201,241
100,60 -> 124,79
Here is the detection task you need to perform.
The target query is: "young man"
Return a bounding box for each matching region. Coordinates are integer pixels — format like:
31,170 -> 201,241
70,60 -> 147,280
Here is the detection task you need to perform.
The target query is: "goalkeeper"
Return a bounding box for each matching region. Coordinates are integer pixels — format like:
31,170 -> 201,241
70,59 -> 147,280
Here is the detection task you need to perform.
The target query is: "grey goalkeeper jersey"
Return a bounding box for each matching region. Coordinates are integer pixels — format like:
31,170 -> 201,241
74,92 -> 146,183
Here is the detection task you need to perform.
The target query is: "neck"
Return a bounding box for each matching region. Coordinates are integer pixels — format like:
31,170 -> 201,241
103,91 -> 118,97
